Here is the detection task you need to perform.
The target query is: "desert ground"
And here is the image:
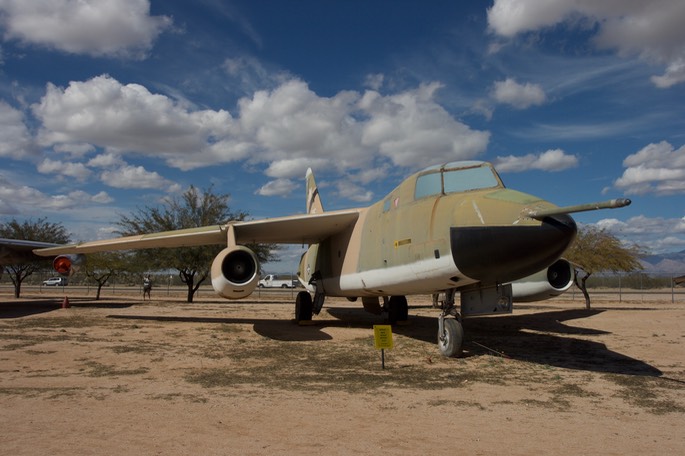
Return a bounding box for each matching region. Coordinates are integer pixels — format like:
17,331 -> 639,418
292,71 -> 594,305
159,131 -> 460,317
1,287 -> 683,455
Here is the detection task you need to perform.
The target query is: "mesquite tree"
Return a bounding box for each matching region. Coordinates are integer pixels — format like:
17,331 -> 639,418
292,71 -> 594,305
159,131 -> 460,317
564,225 -> 643,309
116,186 -> 276,302
0,218 -> 70,298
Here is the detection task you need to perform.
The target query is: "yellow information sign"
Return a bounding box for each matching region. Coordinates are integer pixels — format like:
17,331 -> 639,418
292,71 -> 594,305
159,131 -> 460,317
373,325 -> 394,350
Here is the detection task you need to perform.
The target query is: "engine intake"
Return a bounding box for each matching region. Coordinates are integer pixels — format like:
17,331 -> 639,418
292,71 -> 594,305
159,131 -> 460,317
53,254 -> 85,276
511,259 -> 575,302
211,246 -> 259,299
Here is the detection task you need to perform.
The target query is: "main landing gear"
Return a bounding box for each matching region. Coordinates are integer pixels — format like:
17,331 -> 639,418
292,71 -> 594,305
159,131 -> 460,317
294,288 -> 463,358
437,289 -> 463,357
386,295 -> 409,325
295,291 -> 313,322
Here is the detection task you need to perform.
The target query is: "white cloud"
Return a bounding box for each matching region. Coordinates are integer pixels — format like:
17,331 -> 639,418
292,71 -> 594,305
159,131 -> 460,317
53,142 -> 96,157
0,0 -> 172,59
255,179 -> 298,197
91,191 -> 113,204
651,59 -> 685,89
0,174 -> 111,213
492,78 -> 546,109
594,215 -> 685,254
265,157 -> 330,179
364,73 -> 385,91
614,141 -> 685,195
32,75 -> 491,198
335,181 -> 373,203
487,0 -> 685,88
87,152 -> 125,168
238,79 -> 366,169
37,158 -> 91,181
32,75 -> 239,171
359,82 -> 490,168
494,149 -> 579,173
100,165 -> 179,192
0,100 -> 36,159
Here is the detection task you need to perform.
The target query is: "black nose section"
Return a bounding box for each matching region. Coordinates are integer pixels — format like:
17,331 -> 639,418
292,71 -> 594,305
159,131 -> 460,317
451,214 -> 577,283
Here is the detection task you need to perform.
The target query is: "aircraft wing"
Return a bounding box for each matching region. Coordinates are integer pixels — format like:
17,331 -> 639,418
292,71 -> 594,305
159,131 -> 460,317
233,209 -> 360,244
34,210 -> 361,257
0,238 -> 60,265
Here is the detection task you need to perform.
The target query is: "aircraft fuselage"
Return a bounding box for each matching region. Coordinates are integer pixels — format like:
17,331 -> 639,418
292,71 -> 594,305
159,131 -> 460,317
304,161 -> 577,298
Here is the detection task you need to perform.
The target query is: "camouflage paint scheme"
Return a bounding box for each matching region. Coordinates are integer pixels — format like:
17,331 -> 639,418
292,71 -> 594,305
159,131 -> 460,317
35,161 -> 626,304
299,161 -> 573,299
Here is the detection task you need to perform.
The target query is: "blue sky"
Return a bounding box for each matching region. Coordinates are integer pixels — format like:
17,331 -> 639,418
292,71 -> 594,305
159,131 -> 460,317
1,0 -> 684,272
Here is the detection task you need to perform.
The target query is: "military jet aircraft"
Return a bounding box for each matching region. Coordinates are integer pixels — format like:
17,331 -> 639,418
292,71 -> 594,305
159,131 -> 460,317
36,161 -> 630,356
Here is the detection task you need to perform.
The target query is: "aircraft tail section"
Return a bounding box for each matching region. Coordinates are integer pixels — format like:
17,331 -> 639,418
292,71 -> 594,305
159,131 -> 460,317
302,168 -> 323,293
306,168 -> 324,214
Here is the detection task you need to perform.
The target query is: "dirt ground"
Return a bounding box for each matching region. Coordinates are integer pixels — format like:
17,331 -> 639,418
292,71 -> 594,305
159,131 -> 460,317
1,290 -> 683,455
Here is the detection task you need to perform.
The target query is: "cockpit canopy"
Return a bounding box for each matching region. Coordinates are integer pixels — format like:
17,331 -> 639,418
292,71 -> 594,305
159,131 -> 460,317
414,161 -> 503,200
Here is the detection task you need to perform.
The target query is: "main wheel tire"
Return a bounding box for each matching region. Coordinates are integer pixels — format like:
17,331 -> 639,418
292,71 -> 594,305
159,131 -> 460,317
388,296 -> 408,324
438,318 -> 463,357
295,291 -> 313,322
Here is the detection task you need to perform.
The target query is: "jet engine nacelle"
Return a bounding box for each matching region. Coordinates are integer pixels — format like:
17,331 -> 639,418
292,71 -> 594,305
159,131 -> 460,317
510,258 -> 575,302
211,246 -> 259,299
53,254 -> 86,276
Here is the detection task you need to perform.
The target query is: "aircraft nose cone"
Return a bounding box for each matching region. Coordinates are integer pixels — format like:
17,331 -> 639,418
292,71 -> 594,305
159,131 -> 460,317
450,214 -> 577,283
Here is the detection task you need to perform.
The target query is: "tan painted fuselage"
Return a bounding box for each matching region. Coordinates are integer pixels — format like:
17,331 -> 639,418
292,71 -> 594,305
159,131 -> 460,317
300,162 -> 561,298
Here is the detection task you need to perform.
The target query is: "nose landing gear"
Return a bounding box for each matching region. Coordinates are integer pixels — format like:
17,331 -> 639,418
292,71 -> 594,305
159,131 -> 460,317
437,289 -> 463,357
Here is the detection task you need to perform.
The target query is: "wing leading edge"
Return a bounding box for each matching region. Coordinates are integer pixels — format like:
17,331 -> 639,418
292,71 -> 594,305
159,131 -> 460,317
34,210 -> 361,257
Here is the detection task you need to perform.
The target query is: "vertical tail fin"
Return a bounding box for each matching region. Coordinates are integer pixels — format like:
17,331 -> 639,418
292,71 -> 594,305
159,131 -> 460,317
306,168 -> 324,214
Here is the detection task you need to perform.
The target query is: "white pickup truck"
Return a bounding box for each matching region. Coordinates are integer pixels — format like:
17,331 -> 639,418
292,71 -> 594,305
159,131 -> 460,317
258,274 -> 296,288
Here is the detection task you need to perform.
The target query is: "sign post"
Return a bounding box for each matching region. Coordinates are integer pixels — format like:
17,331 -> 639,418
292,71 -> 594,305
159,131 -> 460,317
373,325 -> 394,369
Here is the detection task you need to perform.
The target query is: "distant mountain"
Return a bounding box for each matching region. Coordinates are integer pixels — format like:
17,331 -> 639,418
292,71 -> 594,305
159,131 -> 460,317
640,249 -> 685,275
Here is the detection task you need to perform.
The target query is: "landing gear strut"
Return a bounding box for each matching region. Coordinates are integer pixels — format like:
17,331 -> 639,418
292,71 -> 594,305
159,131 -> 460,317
437,289 -> 463,357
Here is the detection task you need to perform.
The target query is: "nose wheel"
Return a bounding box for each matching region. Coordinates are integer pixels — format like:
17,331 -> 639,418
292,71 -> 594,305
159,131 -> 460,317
437,288 -> 463,357
438,318 -> 463,357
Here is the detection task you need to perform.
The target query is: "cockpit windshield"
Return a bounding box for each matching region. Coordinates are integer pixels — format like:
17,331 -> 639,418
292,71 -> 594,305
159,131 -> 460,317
415,163 -> 501,199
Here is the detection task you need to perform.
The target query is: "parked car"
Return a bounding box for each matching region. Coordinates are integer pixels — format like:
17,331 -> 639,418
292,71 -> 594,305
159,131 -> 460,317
258,274 -> 295,288
43,277 -> 68,286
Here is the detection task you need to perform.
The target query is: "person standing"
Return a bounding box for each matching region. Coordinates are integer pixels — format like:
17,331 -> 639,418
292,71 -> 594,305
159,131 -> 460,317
143,275 -> 152,300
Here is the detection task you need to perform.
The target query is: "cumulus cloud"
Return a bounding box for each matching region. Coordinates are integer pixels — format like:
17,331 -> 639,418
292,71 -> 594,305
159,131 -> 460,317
335,181 -> 374,203
265,157 -> 330,179
494,149 -> 579,173
0,174 -> 112,213
487,0 -> 685,87
614,141 -> 685,195
37,158 -> 91,181
359,82 -> 490,168
0,0 -> 172,59
255,178 -> 298,197
0,100 -> 36,159
492,78 -> 546,109
33,75 -> 491,197
87,152 -> 126,168
100,165 -> 180,192
32,75 -> 239,171
594,215 -> 685,253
